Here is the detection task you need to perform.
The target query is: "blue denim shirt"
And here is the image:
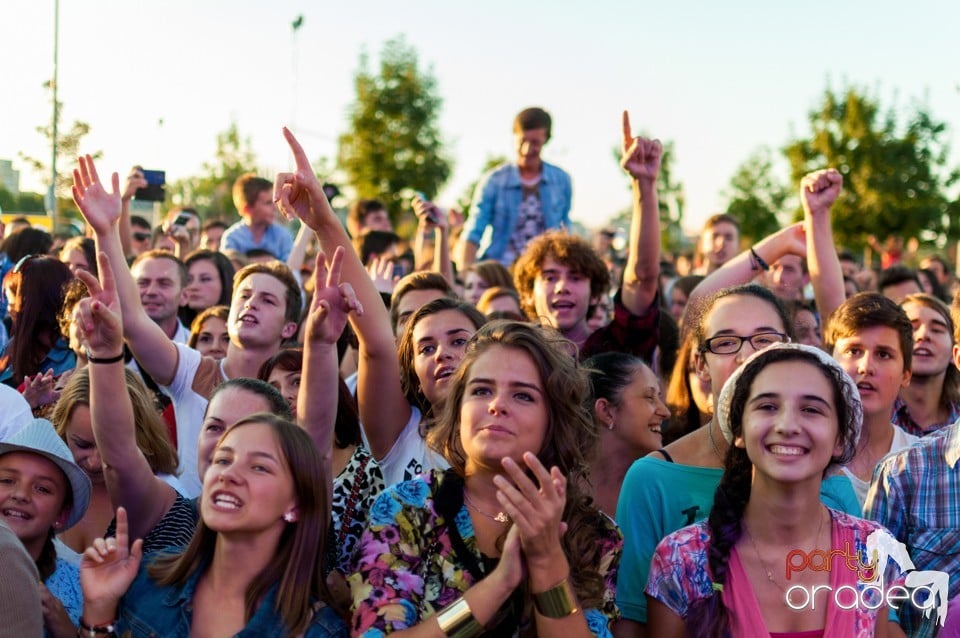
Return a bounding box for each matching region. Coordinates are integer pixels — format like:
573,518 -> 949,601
117,553 -> 347,637
222,221 -> 295,261
462,161 -> 572,264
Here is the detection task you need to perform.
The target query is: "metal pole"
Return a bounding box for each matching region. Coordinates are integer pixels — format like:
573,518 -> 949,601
49,0 -> 60,231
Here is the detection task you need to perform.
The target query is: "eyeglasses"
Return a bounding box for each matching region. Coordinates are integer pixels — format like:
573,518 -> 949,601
700,332 -> 789,355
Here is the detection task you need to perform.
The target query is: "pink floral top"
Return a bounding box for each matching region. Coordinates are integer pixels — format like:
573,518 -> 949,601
647,509 -> 908,637
349,470 -> 622,636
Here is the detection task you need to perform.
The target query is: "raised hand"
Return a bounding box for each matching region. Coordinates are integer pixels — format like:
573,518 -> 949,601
413,194 -> 447,230
121,167 -> 147,202
74,253 -> 124,357
801,168 -> 842,217
494,452 -> 567,569
22,369 -> 60,409
275,127 -> 331,232
366,255 -> 397,294
304,247 -> 363,345
72,155 -> 122,235
620,110 -> 663,185
79,507 -> 143,623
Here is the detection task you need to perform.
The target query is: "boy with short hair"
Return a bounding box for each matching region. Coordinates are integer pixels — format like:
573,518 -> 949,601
824,292 -> 919,505
221,173 -> 294,260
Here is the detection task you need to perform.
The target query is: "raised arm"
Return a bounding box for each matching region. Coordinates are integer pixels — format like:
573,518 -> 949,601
275,128 -> 412,460
686,222 -> 808,309
298,246 -> 362,505
801,168 -> 844,322
619,111 -> 662,314
118,167 -> 146,259
75,255 -> 176,541
72,156 -> 179,385
412,195 -> 454,285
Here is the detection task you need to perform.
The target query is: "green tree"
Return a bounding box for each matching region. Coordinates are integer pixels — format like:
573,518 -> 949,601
0,187 -> 15,213
338,37 -> 452,222
784,87 -> 959,249
167,122 -> 258,219
17,192 -> 46,213
19,85 -> 101,224
723,147 -> 792,243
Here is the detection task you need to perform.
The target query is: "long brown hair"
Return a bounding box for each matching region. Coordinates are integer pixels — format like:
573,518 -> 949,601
428,321 -> 608,608
148,414 -> 331,635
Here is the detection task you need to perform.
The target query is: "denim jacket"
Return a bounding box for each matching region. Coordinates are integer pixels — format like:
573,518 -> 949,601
116,553 -> 347,637
462,161 -> 572,264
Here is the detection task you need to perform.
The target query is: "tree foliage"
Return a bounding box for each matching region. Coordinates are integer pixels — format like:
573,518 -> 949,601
19,85 -> 101,202
784,87 -> 960,249
338,37 -> 452,222
723,146 -> 792,243
167,122 -> 258,219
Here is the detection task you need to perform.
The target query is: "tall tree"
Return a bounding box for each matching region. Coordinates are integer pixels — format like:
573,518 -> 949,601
784,87 -> 959,249
19,85 -> 101,214
338,37 -> 452,222
167,122 -> 258,219
723,146 -> 792,243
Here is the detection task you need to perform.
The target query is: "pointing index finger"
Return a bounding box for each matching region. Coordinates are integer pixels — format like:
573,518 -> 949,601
622,110 -> 633,145
282,127 -> 311,171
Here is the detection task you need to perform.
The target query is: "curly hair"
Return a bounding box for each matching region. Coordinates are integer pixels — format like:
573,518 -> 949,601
512,231 -> 609,321
397,298 -> 486,415
427,320 -> 608,609
686,346 -> 857,636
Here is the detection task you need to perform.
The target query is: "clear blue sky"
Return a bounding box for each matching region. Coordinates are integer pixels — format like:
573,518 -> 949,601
2,0 -> 958,234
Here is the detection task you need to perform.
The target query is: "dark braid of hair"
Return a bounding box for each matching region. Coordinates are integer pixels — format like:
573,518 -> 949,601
37,528 -> 58,581
684,444 -> 752,638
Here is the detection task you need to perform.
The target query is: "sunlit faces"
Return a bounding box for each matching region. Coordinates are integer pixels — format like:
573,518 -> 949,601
902,301 -> 953,378
532,256 -> 593,333
735,360 -> 843,484
228,273 -> 297,348
0,452 -> 70,551
63,405 -> 104,485
881,280 -> 922,304
606,365 -> 670,457
700,222 -> 738,269
185,259 -> 222,310
246,191 -> 277,227
767,255 -> 808,301
202,422 -> 296,534
413,310 -> 477,406
133,257 -> 186,324
481,295 -> 523,318
460,346 -> 549,471
394,288 -> 447,340
201,226 -> 225,252
267,368 -> 301,419
669,286 -> 689,323
515,128 -> 548,169
696,294 -> 788,400
59,248 -> 89,275
361,209 -> 393,233
197,388 -> 275,481
195,317 -> 229,360
832,326 -> 911,417
463,272 -> 490,306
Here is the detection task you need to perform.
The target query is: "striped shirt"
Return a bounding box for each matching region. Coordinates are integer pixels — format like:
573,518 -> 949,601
864,423 -> 960,636
890,396 -> 960,437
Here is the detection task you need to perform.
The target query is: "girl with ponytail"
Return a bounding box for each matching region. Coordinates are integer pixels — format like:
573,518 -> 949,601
646,343 -> 907,637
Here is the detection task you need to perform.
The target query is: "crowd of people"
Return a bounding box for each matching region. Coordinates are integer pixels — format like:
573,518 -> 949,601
0,105 -> 957,637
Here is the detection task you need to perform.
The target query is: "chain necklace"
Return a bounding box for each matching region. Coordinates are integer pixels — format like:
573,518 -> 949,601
464,491 -> 510,524
708,423 -> 725,463
743,508 -> 825,593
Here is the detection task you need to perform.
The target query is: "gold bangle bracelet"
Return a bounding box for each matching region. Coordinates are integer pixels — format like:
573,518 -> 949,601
533,578 -> 580,618
435,597 -> 483,638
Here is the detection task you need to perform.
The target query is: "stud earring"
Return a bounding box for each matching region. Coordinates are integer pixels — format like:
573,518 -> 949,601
607,420 -> 615,431
283,512 -> 295,523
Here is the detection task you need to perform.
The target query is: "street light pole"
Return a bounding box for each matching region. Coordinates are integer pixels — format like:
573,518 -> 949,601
49,0 -> 60,231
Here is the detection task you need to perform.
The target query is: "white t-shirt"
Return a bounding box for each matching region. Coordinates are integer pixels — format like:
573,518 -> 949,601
162,343 -> 226,497
841,424 -> 919,509
361,404 -> 448,487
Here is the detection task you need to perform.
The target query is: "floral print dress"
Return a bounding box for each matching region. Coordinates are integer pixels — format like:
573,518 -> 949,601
349,469 -> 622,636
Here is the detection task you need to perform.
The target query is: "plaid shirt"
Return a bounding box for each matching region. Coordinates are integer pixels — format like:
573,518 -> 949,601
864,423 -> 960,636
890,396 -> 960,437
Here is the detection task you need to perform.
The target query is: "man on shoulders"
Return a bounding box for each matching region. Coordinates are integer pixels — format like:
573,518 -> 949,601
457,107 -> 571,269
221,173 -> 294,261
